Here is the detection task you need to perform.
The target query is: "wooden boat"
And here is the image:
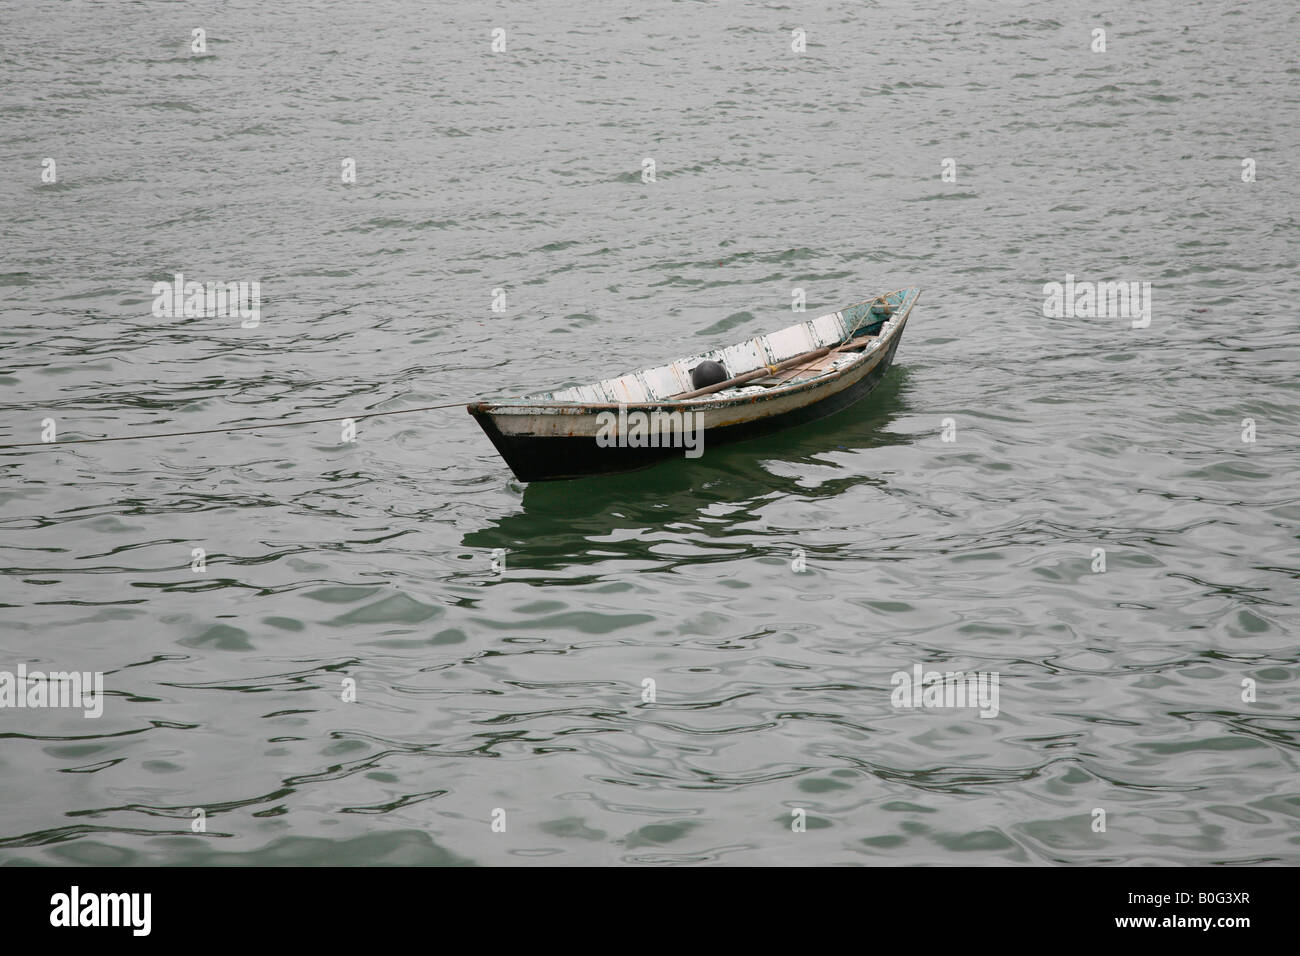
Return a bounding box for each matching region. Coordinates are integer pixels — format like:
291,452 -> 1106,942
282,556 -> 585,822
468,287 -> 921,481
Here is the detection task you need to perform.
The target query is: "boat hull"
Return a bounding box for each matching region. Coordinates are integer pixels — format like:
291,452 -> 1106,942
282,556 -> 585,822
469,323 -> 907,482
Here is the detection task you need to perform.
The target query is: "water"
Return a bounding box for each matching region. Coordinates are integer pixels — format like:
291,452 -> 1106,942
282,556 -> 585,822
1,0 -> 1297,865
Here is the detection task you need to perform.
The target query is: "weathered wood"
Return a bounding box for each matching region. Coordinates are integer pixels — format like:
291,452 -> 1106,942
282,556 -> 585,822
668,347 -> 834,400
467,288 -> 921,481
750,351 -> 844,387
688,334 -> 879,393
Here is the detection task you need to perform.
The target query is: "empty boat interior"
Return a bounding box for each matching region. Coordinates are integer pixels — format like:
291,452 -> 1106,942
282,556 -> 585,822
533,289 -> 914,406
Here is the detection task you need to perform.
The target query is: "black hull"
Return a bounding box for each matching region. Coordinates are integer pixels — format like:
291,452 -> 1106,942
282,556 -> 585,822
470,331 -> 904,482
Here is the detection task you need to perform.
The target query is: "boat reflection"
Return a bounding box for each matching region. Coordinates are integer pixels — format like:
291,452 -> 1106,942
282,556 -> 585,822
460,369 -> 916,573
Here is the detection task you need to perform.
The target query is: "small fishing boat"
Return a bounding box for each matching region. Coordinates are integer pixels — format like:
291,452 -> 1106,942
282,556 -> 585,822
468,287 -> 921,481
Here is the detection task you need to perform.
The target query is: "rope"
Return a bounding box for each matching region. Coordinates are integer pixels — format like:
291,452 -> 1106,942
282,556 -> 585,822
846,292 -> 894,339
0,401 -> 469,450
768,293 -> 896,385
2,292 -> 908,451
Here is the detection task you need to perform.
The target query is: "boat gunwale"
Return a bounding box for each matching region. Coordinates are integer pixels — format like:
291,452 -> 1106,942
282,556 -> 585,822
469,289 -> 919,417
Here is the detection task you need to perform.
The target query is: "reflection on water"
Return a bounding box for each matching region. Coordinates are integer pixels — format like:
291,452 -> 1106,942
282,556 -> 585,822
464,370 -> 913,570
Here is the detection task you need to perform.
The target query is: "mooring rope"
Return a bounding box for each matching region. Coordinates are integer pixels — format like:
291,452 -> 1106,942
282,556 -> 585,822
0,400 -> 470,450
2,292 -> 905,451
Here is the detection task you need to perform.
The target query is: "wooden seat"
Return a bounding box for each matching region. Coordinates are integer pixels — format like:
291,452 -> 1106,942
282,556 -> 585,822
749,351 -> 843,387
748,335 -> 875,387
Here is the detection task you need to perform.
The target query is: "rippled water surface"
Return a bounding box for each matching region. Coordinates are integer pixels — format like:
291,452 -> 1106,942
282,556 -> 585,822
2,0 -> 1298,865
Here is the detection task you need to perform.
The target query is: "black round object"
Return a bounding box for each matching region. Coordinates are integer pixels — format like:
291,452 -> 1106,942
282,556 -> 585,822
690,360 -> 728,390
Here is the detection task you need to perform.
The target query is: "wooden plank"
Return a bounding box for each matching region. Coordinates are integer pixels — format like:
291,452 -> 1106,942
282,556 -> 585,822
746,334 -> 877,387
748,352 -> 840,386
667,346 -> 832,400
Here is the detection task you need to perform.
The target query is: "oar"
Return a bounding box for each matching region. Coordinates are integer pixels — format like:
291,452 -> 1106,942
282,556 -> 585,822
669,295 -> 896,401
669,347 -> 834,400
668,334 -> 877,401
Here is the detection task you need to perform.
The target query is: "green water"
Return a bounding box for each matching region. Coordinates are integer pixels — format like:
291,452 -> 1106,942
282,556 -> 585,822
1,0 -> 1297,865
